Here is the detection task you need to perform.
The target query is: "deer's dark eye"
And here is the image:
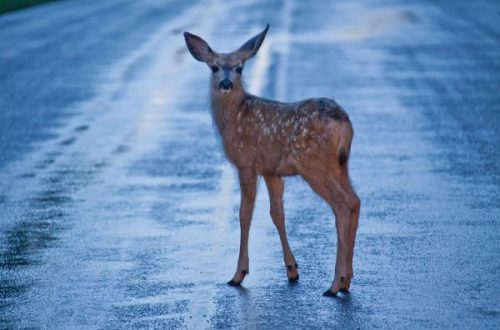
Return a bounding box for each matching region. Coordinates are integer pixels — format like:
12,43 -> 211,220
211,65 -> 219,73
235,67 -> 243,74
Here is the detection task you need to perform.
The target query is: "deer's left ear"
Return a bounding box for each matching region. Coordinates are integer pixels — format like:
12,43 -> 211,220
237,24 -> 269,60
184,32 -> 215,62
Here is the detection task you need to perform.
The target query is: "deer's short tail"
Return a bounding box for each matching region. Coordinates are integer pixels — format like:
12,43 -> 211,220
337,122 -> 353,167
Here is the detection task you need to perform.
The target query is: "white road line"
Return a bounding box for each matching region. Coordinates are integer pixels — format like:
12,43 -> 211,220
275,0 -> 294,101
0,0 -> 213,199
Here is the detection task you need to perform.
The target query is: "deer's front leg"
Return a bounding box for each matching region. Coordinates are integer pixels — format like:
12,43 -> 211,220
228,168 -> 257,286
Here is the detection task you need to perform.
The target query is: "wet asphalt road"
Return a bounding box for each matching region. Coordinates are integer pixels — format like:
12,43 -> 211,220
1,0 -> 499,328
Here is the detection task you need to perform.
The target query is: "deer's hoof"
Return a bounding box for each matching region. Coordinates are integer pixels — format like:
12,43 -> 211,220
288,274 -> 299,282
227,270 -> 248,286
286,263 -> 299,282
227,279 -> 242,287
322,289 -> 338,297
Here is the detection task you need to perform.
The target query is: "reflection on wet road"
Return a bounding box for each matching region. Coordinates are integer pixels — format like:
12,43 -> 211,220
1,0 -> 499,328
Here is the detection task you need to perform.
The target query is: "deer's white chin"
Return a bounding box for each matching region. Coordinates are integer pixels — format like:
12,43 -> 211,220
220,89 -> 232,94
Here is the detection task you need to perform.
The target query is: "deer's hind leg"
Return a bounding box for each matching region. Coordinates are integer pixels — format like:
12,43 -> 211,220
330,167 -> 360,290
264,175 -> 299,282
300,166 -> 357,295
342,172 -> 360,285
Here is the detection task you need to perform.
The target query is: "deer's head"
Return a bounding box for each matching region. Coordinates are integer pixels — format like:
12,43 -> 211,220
184,25 -> 269,94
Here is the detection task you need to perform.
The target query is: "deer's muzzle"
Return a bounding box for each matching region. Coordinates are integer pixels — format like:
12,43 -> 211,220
219,79 -> 233,92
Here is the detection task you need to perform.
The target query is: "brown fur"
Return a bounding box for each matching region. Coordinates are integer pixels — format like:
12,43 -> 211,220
184,25 -> 360,294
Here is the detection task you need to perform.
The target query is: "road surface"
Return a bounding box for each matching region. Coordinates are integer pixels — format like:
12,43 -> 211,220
1,0 -> 499,328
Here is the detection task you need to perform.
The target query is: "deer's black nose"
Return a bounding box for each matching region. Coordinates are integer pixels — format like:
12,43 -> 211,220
219,79 -> 233,90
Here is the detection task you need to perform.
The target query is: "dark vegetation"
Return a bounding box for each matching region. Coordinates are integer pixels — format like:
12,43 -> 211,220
0,0 -> 60,15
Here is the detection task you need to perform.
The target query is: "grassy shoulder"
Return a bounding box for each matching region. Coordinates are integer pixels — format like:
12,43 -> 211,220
0,0 -> 60,15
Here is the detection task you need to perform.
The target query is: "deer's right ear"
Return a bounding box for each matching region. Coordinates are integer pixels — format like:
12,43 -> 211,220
184,32 -> 215,62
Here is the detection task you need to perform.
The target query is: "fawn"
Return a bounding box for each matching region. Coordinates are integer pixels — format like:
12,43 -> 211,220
183,25 -> 360,296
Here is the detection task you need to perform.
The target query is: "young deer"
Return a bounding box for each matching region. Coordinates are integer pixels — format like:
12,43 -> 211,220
184,25 -> 360,296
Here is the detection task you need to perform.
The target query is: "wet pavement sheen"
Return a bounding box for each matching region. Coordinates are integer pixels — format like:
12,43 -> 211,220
0,0 -> 499,328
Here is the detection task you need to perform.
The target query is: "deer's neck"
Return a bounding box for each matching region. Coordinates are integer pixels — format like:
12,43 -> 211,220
210,86 -> 246,134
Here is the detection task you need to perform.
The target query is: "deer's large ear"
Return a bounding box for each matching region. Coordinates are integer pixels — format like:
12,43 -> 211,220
237,24 -> 269,60
184,32 -> 215,62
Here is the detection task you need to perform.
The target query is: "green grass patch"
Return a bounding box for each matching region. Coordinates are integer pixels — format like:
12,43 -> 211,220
0,0 -> 61,15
